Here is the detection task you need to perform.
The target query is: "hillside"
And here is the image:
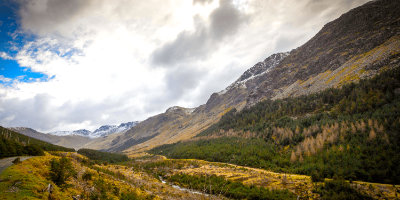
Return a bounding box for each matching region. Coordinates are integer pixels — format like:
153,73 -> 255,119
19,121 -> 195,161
247,0 -> 400,104
10,127 -> 92,149
150,64 -> 400,185
1,152 -> 242,199
95,0 -> 400,155
0,126 -> 75,158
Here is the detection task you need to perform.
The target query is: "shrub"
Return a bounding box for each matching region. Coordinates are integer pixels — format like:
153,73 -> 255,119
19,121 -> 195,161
24,144 -> 44,156
82,171 -> 93,181
49,157 -> 76,186
315,179 -> 373,200
77,149 -> 129,163
120,191 -> 141,200
311,170 -> 324,182
12,157 -> 21,164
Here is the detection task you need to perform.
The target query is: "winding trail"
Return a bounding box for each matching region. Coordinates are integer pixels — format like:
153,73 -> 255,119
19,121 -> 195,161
0,156 -> 33,174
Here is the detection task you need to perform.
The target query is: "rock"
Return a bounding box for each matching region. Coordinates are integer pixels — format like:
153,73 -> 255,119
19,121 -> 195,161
44,183 -> 53,194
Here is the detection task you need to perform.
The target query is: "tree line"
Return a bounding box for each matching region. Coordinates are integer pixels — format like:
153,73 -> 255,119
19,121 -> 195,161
0,126 -> 75,158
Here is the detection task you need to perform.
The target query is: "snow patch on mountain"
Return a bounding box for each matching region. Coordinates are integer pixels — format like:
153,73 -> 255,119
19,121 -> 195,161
218,52 -> 290,95
48,121 -> 139,138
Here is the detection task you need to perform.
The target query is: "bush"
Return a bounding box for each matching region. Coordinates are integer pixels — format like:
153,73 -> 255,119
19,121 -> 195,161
82,171 -> 93,181
311,170 -> 324,182
120,191 -> 141,200
24,144 -> 44,156
315,179 -> 373,200
77,149 -> 129,164
167,173 -> 296,200
49,157 -> 76,186
12,157 -> 21,164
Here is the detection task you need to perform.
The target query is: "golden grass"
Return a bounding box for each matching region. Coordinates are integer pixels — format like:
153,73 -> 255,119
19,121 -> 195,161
166,158 -> 400,200
0,152 -> 150,200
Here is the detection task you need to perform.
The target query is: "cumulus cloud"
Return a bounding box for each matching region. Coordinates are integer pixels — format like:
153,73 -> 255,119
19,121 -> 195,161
0,0 -> 369,132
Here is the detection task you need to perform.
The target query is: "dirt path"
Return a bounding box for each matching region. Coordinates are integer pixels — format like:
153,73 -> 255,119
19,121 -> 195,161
0,156 -> 33,174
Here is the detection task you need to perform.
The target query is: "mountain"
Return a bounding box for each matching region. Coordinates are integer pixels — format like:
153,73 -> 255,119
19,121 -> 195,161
244,0 -> 400,105
96,53 -> 295,154
148,0 -> 400,186
150,66 -> 400,185
1,126 -> 74,158
10,122 -> 139,149
9,127 -> 92,149
89,0 -> 400,156
219,52 -> 290,95
91,121 -> 139,138
48,121 -> 139,138
49,129 -> 92,137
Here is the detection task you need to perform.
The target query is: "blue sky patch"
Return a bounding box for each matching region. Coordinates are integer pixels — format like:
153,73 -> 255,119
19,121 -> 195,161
0,0 -> 48,85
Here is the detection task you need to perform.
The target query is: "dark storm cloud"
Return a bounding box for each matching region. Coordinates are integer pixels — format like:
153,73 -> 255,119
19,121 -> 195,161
152,0 -> 248,66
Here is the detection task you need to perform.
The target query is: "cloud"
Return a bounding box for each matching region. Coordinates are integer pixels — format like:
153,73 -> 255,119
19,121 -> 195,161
209,0 -> 246,40
0,0 -> 370,132
0,52 -> 13,60
0,75 -> 12,82
164,65 -> 208,101
151,19 -> 209,66
193,0 -> 214,5
152,0 -> 248,66
17,0 -> 93,39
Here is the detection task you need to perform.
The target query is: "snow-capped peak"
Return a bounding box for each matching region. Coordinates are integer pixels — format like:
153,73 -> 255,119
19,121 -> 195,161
47,121 -> 139,138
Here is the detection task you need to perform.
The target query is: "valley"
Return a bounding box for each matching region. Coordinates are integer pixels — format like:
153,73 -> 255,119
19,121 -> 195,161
1,0 -> 400,199
1,153 -> 399,199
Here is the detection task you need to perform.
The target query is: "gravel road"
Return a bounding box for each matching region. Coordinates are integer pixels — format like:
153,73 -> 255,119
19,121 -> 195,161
0,156 -> 33,174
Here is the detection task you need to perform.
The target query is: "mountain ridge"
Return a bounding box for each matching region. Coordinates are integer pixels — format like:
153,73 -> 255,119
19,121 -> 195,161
47,121 -> 139,138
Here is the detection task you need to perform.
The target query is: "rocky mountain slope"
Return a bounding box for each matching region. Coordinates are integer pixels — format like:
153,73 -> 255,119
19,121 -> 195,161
87,0 -> 400,155
247,0 -> 400,104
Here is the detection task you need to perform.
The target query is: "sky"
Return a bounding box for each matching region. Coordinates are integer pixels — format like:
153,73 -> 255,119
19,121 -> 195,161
0,0 -> 369,132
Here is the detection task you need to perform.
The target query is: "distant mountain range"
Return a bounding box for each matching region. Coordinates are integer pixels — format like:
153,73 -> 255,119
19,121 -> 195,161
48,121 -> 139,138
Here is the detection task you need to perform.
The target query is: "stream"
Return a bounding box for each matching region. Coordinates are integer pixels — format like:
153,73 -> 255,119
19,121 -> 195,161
159,176 -> 209,196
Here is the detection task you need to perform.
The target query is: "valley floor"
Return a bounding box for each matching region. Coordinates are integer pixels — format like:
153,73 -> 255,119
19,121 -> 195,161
170,159 -> 400,199
0,153 -> 399,199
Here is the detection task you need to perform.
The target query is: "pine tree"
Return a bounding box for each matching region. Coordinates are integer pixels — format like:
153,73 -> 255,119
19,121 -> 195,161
368,129 -> 376,140
290,151 -> 297,162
